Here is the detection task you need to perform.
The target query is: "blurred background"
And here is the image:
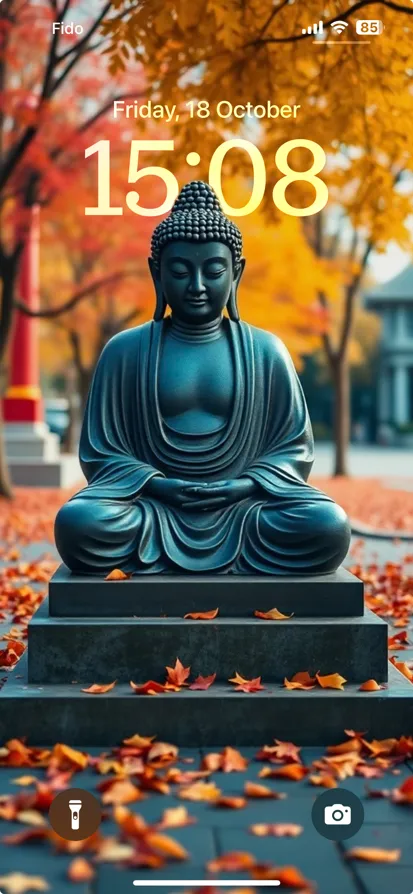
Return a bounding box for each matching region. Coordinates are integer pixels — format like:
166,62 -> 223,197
0,0 -> 412,526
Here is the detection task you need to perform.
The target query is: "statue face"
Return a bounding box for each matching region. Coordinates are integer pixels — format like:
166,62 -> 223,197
152,241 -> 243,324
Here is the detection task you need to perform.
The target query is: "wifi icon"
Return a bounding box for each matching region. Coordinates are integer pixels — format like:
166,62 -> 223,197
331,20 -> 349,33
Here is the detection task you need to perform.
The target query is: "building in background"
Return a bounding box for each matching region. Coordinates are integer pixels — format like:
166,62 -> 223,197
365,265 -> 413,443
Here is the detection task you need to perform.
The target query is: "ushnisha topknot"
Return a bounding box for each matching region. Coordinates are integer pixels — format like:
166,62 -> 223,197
150,181 -> 243,270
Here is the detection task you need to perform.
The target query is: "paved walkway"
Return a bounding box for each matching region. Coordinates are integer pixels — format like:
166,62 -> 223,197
312,443 -> 413,481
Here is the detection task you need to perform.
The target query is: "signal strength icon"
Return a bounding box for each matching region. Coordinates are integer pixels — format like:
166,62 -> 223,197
302,21 -> 324,35
331,20 -> 349,33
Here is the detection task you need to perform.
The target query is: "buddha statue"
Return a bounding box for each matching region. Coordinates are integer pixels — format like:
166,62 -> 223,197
55,181 -> 350,576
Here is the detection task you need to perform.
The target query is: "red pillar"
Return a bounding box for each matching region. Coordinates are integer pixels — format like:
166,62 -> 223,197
3,205 -> 43,424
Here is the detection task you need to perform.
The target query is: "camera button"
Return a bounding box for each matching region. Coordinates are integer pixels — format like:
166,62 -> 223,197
311,789 -> 364,841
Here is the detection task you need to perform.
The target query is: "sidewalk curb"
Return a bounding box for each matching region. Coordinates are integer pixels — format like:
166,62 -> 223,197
351,518 -> 413,542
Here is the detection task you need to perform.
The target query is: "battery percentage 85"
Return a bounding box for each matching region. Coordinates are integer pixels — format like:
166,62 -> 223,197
356,20 -> 384,34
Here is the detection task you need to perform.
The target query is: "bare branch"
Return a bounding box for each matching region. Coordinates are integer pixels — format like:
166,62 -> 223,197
14,272 -> 128,318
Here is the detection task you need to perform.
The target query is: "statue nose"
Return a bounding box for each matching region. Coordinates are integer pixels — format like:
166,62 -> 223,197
189,271 -> 206,295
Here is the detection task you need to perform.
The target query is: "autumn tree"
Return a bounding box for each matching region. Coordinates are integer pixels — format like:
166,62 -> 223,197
104,0 -> 413,475
0,0 -> 145,496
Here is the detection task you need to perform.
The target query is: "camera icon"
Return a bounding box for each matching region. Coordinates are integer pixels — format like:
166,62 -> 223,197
324,804 -> 352,825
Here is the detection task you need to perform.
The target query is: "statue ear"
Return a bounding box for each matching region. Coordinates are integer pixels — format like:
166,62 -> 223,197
148,257 -> 166,321
227,257 -> 245,322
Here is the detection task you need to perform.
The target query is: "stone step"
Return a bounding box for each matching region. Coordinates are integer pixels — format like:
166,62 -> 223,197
1,655 -> 412,746
28,599 -> 388,684
49,564 -> 364,618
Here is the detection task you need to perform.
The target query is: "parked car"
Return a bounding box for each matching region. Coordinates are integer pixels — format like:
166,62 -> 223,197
45,397 -> 70,443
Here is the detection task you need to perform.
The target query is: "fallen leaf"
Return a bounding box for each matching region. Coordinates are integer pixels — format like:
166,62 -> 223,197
178,780 -> 221,802
228,672 -> 265,692
144,832 -> 188,861
189,673 -> 216,690
105,569 -> 131,580
101,779 -> 144,805
147,741 -> 178,766
216,796 -> 247,809
260,763 -> 308,781
316,672 -> 347,690
244,781 -> 280,798
308,773 -> 337,788
183,608 -> 219,620
388,630 -> 409,650
129,680 -> 167,695
250,823 -> 303,837
252,864 -> 313,887
359,679 -> 385,691
389,657 -> 413,682
165,658 -> 191,687
122,734 -> 156,748
254,608 -> 293,620
50,744 -> 88,771
16,809 -> 46,827
0,874 -> 49,894
392,776 -> 413,804
158,806 -> 196,829
283,671 -> 317,690
207,851 -> 256,873
12,775 -> 38,786
81,681 -> 116,694
95,837 -> 135,863
67,858 -> 95,882
346,847 -> 401,863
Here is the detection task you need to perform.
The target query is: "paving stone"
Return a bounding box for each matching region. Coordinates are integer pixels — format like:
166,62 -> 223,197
341,823 -> 413,865
49,563 -> 364,618
0,826 -> 93,892
216,827 -> 358,894
28,600 -> 388,684
346,866 -> 413,894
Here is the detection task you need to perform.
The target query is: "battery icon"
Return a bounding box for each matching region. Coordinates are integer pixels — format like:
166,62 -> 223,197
356,19 -> 384,34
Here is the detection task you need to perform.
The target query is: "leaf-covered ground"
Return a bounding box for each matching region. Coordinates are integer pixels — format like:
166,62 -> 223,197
0,487 -> 412,892
313,477 -> 413,533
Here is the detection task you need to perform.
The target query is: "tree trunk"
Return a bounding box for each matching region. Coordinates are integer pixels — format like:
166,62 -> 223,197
332,354 -> 350,477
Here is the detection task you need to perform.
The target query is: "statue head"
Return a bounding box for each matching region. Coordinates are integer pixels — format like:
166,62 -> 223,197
149,181 -> 245,324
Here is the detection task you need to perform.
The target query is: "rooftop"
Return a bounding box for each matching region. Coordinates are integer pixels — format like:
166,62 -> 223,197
365,264 -> 413,305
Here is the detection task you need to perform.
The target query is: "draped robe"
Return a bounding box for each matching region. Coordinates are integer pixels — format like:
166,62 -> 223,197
55,319 -> 350,574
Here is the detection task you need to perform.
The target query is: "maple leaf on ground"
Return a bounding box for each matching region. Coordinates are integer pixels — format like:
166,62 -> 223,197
81,681 -> 116,694
254,607 -> 293,620
178,780 -> 221,802
189,673 -> 216,690
389,656 -> 413,683
50,744 -> 88,771
183,608 -> 219,620
309,773 -> 337,788
252,864 -> 313,887
216,795 -> 248,809
0,640 -> 26,668
165,658 -> 191,687
327,739 -> 362,755
283,671 -> 317,690
105,569 -> 131,581
228,672 -> 265,692
147,741 -> 178,766
122,734 -> 156,749
144,832 -> 188,861
113,805 -> 147,839
392,776 -> 413,804
250,823 -> 303,837
0,874 -> 49,894
101,779 -> 144,805
95,837 -> 135,863
255,739 -> 302,764
388,630 -> 409,650
359,679 -> 385,691
157,806 -> 196,829
346,847 -> 401,863
244,781 -> 283,799
130,680 -> 168,695
67,858 -> 95,882
259,763 -> 308,781
316,672 -> 347,690
207,852 -> 256,873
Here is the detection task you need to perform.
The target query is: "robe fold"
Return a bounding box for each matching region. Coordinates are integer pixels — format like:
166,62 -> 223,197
58,319 -> 350,574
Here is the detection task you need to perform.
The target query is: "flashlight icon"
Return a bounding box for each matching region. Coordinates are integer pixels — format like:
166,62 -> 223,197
68,799 -> 82,831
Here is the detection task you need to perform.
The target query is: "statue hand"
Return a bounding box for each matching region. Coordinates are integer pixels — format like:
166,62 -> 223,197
145,476 -> 200,508
184,477 -> 258,510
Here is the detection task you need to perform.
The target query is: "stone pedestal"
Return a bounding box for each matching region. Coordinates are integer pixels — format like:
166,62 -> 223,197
4,422 -> 81,487
1,564 -> 413,746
